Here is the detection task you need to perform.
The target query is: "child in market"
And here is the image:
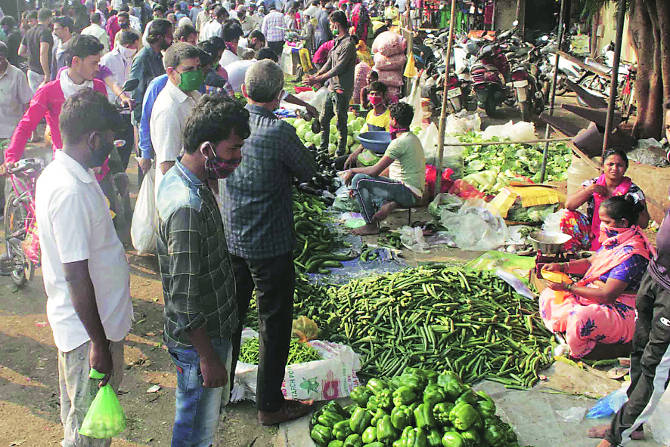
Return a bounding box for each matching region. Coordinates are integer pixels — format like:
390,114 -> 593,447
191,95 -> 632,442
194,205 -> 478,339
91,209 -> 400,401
359,70 -> 379,109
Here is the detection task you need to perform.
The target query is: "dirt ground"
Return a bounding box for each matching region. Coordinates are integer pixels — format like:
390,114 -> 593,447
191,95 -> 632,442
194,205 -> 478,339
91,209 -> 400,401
0,95 -> 595,446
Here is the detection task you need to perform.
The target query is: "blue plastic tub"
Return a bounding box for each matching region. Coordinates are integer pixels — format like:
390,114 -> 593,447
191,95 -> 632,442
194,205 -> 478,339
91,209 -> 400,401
358,131 -> 392,154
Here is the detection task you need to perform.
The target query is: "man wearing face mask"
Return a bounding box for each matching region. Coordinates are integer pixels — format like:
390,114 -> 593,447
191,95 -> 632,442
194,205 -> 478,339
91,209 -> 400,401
156,95 -> 249,446
223,60 -> 316,426
34,89 -> 133,447
150,42 -> 202,198
3,34 -> 108,174
305,10 -> 356,157
129,18 -> 171,128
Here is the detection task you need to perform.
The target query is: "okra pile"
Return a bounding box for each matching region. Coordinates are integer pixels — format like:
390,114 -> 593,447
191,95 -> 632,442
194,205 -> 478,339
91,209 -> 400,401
239,337 -> 321,365
295,266 -> 553,388
310,368 -> 522,447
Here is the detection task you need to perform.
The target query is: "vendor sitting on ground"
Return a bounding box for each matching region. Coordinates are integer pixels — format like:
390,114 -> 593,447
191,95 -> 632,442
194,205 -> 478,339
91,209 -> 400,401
342,102 -> 425,235
562,149 -> 649,251
359,70 -> 379,109
539,196 -> 655,360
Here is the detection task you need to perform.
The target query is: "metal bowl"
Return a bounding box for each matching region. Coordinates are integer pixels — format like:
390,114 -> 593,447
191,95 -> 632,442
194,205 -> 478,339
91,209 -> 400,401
529,231 -> 572,254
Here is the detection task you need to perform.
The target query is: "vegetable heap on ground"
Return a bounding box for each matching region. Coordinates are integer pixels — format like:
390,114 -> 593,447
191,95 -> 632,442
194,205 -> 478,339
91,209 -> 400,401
293,191 -> 356,273
458,134 -> 571,194
310,368 -> 523,447
295,266 -> 553,388
287,114 -> 366,155
239,336 -> 321,365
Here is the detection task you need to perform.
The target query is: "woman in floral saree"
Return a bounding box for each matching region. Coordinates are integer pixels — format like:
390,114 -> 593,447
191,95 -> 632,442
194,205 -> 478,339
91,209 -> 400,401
539,196 -> 655,359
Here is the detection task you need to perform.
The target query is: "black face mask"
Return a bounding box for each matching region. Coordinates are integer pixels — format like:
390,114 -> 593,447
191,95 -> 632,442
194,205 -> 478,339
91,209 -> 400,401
88,135 -> 114,168
119,21 -> 130,28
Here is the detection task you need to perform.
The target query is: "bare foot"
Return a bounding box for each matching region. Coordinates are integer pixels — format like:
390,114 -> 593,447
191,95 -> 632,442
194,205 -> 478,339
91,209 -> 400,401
372,201 -> 398,222
587,425 -> 609,439
351,222 -> 380,235
587,425 -> 644,441
596,441 -> 612,447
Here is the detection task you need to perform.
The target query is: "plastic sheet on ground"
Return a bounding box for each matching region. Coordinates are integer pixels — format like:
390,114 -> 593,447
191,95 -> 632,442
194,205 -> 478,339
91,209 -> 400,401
439,200 -> 509,250
232,328 -> 361,402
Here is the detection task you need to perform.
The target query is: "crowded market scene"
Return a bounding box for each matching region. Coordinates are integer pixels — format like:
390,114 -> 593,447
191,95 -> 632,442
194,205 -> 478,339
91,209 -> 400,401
1,0 -> 670,444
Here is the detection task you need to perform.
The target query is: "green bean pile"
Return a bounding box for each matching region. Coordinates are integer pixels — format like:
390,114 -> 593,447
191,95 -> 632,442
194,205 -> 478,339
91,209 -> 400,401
239,336 -> 322,365
295,266 -> 554,388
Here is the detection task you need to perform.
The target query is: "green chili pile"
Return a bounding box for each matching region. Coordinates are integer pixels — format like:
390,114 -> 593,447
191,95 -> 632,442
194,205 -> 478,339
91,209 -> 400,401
295,266 -> 553,388
239,337 -> 321,365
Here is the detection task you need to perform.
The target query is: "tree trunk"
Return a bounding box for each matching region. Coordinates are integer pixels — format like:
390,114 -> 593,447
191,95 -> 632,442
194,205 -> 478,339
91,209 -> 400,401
628,0 -> 670,139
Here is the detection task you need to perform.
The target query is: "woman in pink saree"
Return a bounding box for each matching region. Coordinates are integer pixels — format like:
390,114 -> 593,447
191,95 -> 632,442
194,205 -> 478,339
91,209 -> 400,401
561,149 -> 649,251
539,196 -> 655,359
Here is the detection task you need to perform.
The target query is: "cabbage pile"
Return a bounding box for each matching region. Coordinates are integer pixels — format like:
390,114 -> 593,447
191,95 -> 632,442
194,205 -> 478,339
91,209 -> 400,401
285,113 -> 367,155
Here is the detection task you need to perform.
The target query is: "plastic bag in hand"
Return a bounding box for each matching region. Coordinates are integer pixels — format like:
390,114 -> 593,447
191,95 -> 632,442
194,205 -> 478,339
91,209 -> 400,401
79,369 -> 126,439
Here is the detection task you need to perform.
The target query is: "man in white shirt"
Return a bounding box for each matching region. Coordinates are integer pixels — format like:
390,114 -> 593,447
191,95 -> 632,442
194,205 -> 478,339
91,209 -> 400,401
35,88 -> 133,446
0,42 -> 32,140
81,12 -> 110,53
150,42 -> 202,197
100,30 -> 140,103
219,20 -> 242,68
201,5 -> 228,41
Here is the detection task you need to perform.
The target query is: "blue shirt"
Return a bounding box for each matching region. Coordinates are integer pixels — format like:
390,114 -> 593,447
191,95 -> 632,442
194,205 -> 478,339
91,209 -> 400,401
138,74 -> 168,159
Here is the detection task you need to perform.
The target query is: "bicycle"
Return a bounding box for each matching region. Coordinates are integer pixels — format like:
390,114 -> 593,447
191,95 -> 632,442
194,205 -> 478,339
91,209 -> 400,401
1,158 -> 44,287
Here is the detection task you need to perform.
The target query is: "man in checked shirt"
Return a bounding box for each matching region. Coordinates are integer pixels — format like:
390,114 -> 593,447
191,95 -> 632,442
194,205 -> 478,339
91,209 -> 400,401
223,59 -> 316,425
156,95 -> 250,446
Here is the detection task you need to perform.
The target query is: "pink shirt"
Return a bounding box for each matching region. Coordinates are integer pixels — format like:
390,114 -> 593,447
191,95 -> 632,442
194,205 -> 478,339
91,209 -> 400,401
6,78 -> 109,177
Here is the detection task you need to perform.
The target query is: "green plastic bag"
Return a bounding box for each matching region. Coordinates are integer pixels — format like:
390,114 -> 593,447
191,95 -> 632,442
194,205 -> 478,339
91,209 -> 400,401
79,368 -> 126,439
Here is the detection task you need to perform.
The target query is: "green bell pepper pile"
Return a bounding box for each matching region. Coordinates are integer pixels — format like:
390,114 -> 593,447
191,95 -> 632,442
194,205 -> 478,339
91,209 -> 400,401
309,368 -> 524,447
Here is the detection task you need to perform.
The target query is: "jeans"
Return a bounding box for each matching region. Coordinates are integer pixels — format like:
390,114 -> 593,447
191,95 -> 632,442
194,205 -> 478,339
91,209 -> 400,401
607,272 -> 670,446
319,90 -> 351,156
229,251 -> 295,412
168,338 -> 232,447
351,173 -> 417,223
58,340 -> 125,447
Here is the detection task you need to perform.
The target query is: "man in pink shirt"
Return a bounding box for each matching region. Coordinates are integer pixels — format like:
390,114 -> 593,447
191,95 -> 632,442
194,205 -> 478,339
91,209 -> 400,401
2,34 -> 108,173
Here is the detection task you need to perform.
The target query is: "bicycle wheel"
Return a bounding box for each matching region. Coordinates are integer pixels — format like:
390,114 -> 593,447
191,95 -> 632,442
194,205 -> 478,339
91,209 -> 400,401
3,190 -> 28,287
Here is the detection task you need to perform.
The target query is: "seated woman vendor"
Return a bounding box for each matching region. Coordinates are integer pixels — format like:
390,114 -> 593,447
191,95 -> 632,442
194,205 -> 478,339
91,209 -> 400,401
539,196 -> 655,360
342,102 -> 426,235
562,149 -> 649,251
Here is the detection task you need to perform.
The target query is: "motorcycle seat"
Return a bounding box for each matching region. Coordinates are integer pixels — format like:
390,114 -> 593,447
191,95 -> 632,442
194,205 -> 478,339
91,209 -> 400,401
584,57 -> 612,74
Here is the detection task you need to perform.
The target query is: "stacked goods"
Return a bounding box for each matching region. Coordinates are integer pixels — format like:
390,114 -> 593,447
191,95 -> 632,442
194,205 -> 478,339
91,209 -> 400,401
295,266 -> 553,388
371,31 -> 407,100
310,368 -> 523,447
354,62 -> 373,105
239,337 -> 321,365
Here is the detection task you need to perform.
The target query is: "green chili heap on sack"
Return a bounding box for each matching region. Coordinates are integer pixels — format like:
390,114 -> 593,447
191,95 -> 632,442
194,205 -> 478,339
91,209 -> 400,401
295,266 -> 554,388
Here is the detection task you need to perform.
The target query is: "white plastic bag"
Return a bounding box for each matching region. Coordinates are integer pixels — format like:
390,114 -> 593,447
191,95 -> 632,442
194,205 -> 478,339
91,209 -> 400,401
232,329 -> 361,402
308,87 -> 329,115
481,120 -> 536,141
398,225 -> 430,252
130,167 -> 156,254
439,200 -> 508,250
445,110 -> 481,135
542,210 -> 567,234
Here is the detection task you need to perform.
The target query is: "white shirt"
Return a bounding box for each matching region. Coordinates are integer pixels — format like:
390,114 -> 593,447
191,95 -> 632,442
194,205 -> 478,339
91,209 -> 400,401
225,58 -> 255,92
201,19 -> 223,41
35,151 -> 133,353
219,48 -> 240,69
81,23 -> 110,53
150,80 -> 200,197
129,14 -> 141,32
59,68 -> 93,99
100,45 -> 136,103
0,64 -> 33,138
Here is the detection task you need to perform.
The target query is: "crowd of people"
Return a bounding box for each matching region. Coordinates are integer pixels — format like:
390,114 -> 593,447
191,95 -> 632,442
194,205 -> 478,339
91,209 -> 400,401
1,1 -> 670,447
0,0 -> 427,445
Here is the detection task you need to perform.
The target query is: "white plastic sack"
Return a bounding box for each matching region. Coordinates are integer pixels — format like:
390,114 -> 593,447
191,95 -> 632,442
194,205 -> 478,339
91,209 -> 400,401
130,167 -> 156,254
232,328 -> 361,402
308,87 -> 329,115
649,387 -> 670,445
439,200 -> 508,250
419,123 -> 439,163
481,120 -> 536,141
445,110 -> 481,135
542,210 -> 566,234
401,76 -> 423,127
